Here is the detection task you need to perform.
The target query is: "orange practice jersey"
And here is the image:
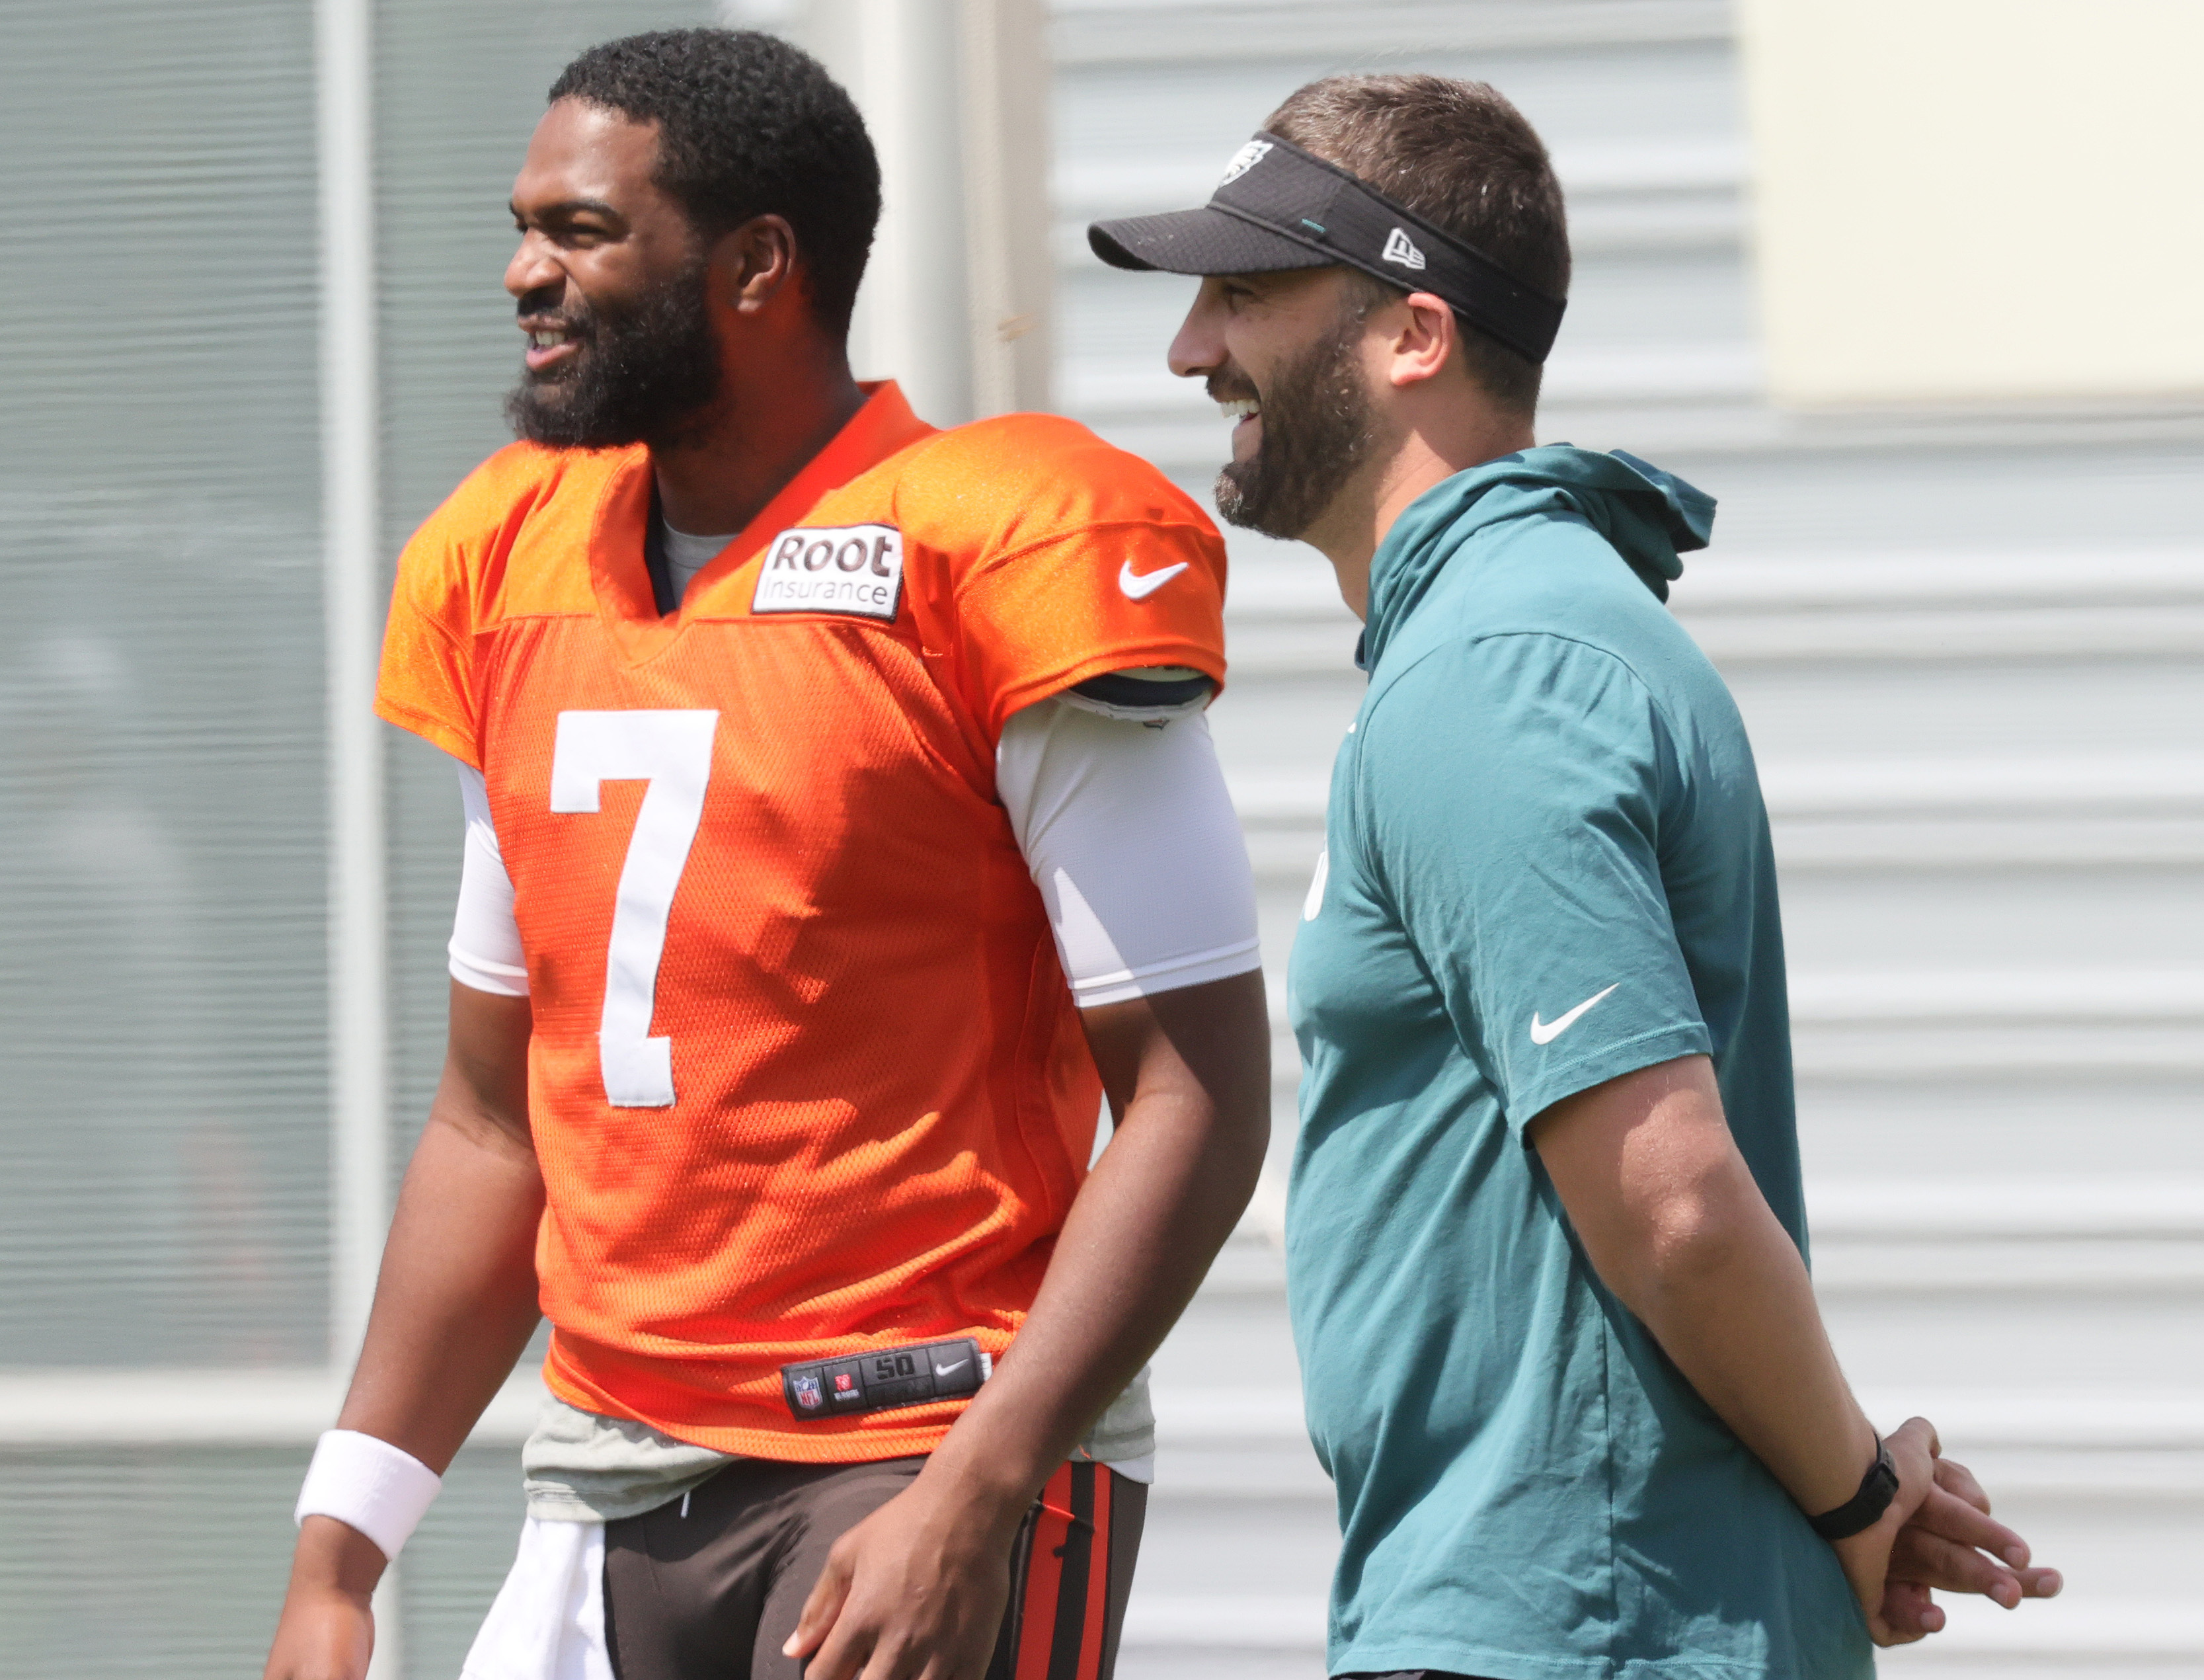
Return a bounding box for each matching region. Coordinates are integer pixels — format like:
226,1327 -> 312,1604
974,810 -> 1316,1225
377,384 -> 1229,1459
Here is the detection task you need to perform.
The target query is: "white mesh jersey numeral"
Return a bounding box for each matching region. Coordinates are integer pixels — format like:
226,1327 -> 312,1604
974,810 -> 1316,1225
549,709 -> 720,1107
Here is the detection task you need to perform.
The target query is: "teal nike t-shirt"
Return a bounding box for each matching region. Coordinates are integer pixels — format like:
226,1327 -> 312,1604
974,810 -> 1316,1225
1285,448 -> 1871,1679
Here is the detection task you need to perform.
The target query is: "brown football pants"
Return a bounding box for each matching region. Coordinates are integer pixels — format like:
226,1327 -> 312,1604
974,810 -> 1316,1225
602,1456 -> 1146,1680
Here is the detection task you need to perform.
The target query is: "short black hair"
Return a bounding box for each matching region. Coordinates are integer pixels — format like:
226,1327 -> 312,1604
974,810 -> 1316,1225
549,28 -> 879,337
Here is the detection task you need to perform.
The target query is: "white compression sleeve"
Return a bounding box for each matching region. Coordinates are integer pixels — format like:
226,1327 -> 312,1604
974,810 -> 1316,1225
997,698 -> 1260,1007
450,764 -> 530,997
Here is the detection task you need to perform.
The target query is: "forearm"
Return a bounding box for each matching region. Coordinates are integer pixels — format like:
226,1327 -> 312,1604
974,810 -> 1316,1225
923,973 -> 1270,1515
286,1115 -> 541,1599
274,986 -> 543,1654
927,1084 -> 1262,1505
334,1111 -> 545,1464
1610,1170 -> 1876,1513
1534,1056 -> 1875,1515
335,986 -> 544,1469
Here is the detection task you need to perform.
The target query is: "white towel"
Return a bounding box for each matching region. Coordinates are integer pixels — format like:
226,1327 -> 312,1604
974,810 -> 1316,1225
459,1517 -> 613,1680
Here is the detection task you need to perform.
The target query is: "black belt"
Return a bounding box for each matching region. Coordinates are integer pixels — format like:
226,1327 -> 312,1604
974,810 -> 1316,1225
781,1337 -> 991,1421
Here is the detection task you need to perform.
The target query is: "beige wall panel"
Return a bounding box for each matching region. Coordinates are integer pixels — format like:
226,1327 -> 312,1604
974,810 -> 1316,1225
1738,0 -> 2204,404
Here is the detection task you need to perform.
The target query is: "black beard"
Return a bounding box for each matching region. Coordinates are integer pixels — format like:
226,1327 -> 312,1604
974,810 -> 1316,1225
1212,308 -> 1379,541
504,258 -> 723,450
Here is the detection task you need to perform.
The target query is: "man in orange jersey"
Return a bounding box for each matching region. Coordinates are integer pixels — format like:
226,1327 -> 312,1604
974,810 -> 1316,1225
262,29 -> 1269,1680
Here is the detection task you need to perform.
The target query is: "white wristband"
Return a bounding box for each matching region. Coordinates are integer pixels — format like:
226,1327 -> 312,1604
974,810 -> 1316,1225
294,1429 -> 443,1562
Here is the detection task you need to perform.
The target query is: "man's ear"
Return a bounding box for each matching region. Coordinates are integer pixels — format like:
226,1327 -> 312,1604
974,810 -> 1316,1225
717,214 -> 799,313
1387,290 -> 1460,389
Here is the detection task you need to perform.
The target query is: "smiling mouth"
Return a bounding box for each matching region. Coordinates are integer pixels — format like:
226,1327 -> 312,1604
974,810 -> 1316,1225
1218,395 -> 1261,454
522,323 -> 582,374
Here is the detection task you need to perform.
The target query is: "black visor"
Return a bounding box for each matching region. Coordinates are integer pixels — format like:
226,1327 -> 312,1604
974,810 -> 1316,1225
1089,133 -> 1565,365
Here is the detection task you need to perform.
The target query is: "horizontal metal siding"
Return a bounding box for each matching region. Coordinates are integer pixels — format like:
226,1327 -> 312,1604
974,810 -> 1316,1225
0,0 -> 329,1368
0,1442 -> 529,1680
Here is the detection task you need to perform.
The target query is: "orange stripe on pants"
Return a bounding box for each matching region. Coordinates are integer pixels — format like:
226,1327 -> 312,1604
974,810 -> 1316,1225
1075,1467 -> 1112,1680
1013,1464 -> 1077,1680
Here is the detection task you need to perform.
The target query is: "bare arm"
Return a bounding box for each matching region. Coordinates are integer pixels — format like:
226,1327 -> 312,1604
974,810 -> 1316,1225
1529,1053 -> 2054,1644
1530,1056 -> 1877,1511
937,969 -> 1272,1488
329,984 -> 543,1460
789,969 -> 1272,1679
263,982 -> 542,1680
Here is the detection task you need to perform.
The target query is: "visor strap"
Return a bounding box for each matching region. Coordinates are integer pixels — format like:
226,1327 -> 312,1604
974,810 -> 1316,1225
1208,132 -> 1565,364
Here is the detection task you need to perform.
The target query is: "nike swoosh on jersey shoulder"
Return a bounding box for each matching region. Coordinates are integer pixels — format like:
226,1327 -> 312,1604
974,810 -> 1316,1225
1119,559 -> 1191,599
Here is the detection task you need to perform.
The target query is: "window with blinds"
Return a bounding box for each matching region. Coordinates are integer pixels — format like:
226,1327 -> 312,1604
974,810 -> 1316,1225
0,4 -> 704,1675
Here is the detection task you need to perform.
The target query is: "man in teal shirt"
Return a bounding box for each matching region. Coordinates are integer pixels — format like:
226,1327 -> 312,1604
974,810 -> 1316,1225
1092,71 -> 2061,1679
1289,448 -> 1863,1675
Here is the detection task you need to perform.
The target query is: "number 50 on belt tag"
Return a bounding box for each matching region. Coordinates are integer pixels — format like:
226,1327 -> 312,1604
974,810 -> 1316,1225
781,1337 -> 992,1421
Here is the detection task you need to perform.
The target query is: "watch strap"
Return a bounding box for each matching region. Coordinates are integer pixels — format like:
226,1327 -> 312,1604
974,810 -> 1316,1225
1809,1437 -> 1899,1540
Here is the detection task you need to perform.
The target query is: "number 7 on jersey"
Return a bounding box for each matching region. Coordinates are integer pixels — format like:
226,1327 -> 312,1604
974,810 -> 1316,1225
549,709 -> 719,1107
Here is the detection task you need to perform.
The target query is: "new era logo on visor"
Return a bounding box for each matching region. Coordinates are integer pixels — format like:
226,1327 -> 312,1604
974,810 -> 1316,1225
752,524 -> 904,622
1382,227 -> 1427,271
1218,139 -> 1272,186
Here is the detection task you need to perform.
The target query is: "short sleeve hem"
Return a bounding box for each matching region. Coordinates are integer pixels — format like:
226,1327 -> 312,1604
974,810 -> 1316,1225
374,696 -> 479,769
988,641 -> 1228,739
1505,1020 -> 1713,1142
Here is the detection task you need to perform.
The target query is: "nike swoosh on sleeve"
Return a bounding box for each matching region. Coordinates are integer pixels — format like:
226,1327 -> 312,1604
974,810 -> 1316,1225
1119,560 -> 1190,600
1529,984 -> 1619,1045
933,1358 -> 970,1376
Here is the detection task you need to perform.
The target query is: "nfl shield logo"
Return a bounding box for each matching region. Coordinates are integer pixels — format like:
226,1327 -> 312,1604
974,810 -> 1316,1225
793,1375 -> 823,1411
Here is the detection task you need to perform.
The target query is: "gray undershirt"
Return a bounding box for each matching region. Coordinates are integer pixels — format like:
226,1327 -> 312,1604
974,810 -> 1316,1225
523,1373 -> 1156,1522
662,519 -> 732,602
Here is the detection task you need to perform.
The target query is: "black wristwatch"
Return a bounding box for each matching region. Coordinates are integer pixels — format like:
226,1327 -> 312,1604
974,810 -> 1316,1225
1808,1437 -> 1899,1540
